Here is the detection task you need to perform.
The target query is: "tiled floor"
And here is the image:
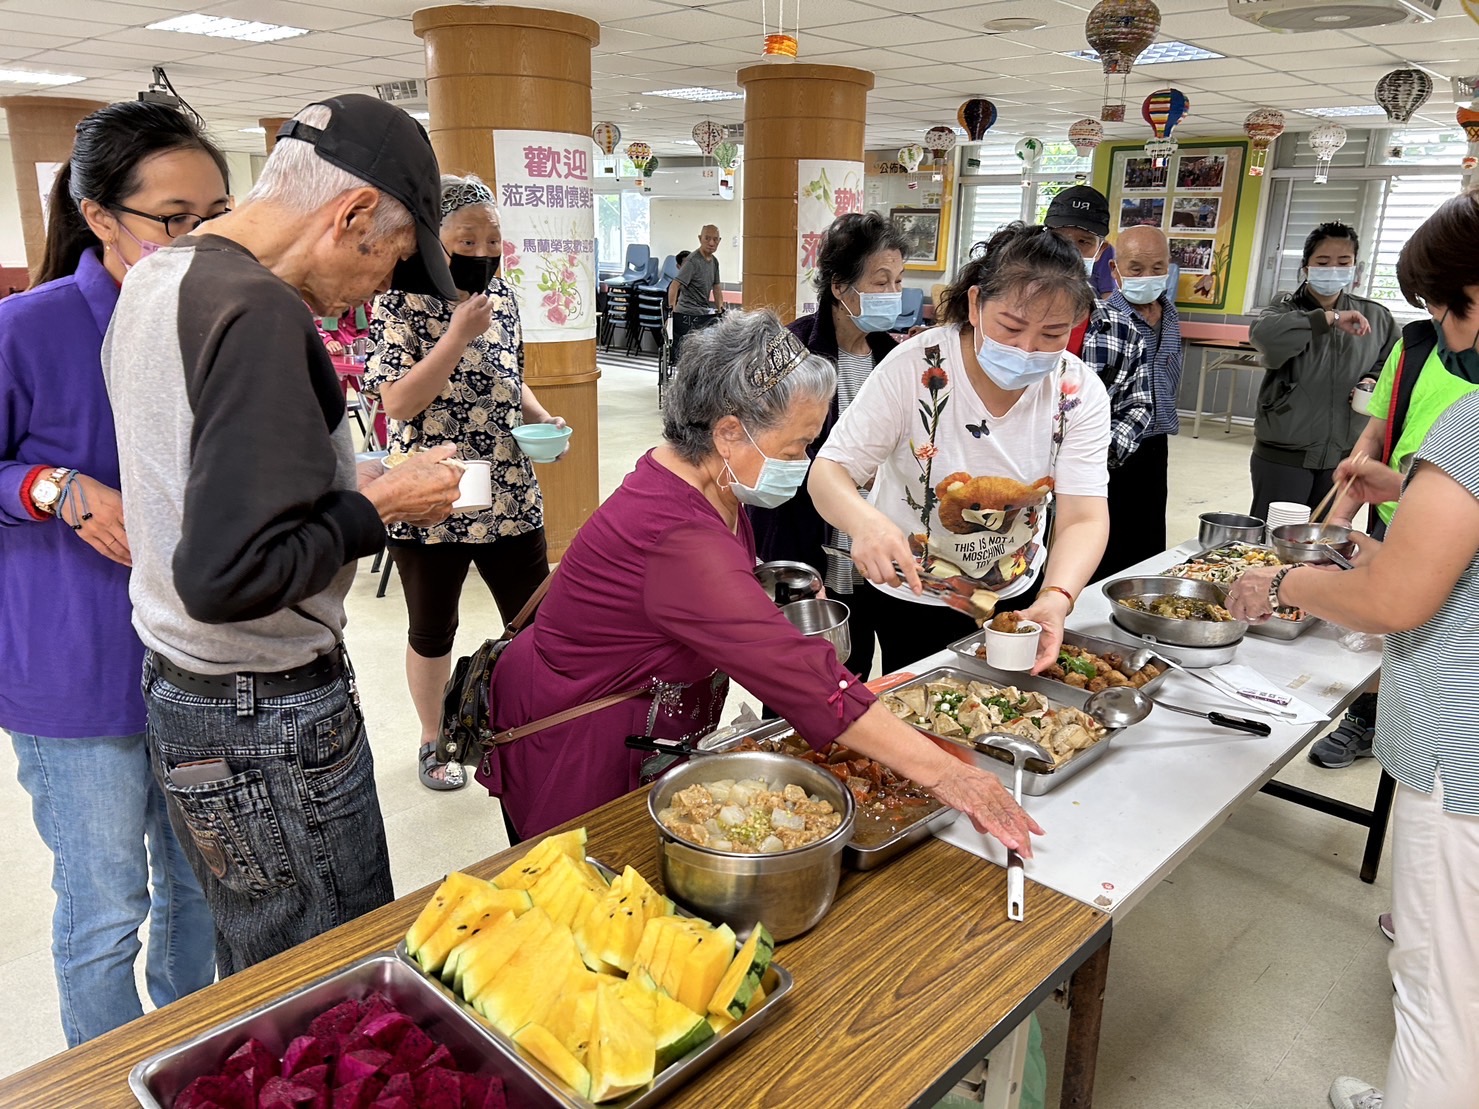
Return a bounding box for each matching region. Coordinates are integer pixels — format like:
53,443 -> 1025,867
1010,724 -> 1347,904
0,356 -> 1394,1105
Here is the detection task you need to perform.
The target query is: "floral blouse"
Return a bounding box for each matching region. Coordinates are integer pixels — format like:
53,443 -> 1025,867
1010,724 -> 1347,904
364,278 -> 542,544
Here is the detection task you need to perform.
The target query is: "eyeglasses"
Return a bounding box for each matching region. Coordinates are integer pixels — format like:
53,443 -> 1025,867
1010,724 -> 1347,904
113,204 -> 229,240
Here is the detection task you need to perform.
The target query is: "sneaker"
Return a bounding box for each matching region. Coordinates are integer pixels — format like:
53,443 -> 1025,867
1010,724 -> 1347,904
1378,913 -> 1395,942
1329,1077 -> 1383,1109
1309,716 -> 1375,768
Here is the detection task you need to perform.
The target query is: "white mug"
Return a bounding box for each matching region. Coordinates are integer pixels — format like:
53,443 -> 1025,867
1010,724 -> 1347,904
452,460 -> 492,514
1351,382 -> 1376,414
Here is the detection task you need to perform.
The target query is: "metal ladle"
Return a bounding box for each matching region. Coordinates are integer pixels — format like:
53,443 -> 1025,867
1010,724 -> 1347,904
974,732 -> 1052,923
1081,685 -> 1271,737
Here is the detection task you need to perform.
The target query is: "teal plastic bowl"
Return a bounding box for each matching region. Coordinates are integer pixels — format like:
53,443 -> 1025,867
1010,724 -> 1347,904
511,423 -> 572,463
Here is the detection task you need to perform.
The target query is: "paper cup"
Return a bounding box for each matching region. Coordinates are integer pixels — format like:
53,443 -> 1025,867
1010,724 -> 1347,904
452,460 -> 492,514
1351,383 -> 1376,414
983,621 -> 1041,671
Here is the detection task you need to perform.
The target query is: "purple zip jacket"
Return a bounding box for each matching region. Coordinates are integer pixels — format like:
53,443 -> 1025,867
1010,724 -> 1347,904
0,249 -> 145,738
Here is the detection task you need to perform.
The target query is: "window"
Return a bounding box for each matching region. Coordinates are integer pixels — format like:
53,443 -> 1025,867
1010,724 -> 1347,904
595,189 -> 651,275
954,141 -> 1094,263
1252,128 -> 1472,316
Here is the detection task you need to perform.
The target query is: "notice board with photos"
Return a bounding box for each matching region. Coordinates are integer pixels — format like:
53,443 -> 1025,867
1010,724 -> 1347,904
1096,138 -> 1254,313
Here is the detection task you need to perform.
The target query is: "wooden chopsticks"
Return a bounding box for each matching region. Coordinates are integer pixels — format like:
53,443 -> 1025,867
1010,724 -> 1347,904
1310,451 -> 1368,526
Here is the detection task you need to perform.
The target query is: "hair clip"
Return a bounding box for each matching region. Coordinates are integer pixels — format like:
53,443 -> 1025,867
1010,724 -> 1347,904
440,180 -> 495,218
750,330 -> 809,395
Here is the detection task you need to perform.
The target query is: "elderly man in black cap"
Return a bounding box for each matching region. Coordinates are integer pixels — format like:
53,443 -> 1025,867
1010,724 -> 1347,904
1045,183 -> 1117,299
103,95 -> 461,973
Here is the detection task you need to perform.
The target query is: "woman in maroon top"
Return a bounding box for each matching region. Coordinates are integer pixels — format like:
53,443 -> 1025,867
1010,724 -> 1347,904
483,310 -> 1040,852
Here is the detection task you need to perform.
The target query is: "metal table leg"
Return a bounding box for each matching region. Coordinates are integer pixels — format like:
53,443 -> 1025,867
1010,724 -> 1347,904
1360,769 -> 1397,883
1059,935 -> 1111,1109
1192,352 -> 1215,438
1259,767 -> 1396,884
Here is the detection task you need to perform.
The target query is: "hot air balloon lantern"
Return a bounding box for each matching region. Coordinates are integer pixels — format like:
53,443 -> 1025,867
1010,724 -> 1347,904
625,141 -> 652,185
898,143 -> 924,189
1014,137 -> 1044,188
1374,68 -> 1433,125
1308,123 -> 1346,185
692,120 -> 725,158
1068,118 -> 1105,160
592,121 -> 621,175
1084,0 -> 1161,122
1459,103 -> 1479,170
924,126 -> 957,181
761,0 -> 799,59
1242,108 -> 1285,177
957,99 -> 998,145
1141,88 -> 1190,170
714,140 -> 741,198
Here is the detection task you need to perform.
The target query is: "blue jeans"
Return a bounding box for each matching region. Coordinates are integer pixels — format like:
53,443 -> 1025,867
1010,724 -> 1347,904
143,655 -> 393,976
9,730 -> 216,1047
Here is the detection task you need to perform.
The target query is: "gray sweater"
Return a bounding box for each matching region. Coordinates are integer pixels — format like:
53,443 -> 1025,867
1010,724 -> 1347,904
103,235 -> 386,674
1248,288 -> 1398,470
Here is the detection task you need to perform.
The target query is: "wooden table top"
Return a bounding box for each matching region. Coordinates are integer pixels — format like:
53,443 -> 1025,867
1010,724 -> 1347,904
0,789 -> 1107,1109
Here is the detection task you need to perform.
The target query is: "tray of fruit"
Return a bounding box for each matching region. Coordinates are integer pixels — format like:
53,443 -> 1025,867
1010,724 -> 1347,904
398,827 -> 790,1107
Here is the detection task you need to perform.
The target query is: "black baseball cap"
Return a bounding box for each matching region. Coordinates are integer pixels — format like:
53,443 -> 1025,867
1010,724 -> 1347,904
276,94 -> 457,300
1044,185 -> 1110,238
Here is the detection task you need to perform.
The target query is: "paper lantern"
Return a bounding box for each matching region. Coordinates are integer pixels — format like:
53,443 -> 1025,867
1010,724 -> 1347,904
957,99 -> 998,143
897,143 -> 924,173
1242,108 -> 1285,177
624,141 -> 652,184
1141,88 -> 1190,166
761,0 -> 800,59
1308,123 -> 1346,185
924,126 -> 957,180
713,140 -> 740,175
1068,118 -> 1105,158
692,120 -> 725,156
591,121 -> 621,155
762,33 -> 798,58
1459,104 -> 1479,170
1085,0 -> 1161,122
1015,137 -> 1044,187
1374,68 -> 1433,124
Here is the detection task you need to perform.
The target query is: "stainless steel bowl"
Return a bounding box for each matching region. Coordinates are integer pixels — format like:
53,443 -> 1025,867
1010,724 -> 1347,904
753,560 -> 823,606
1268,523 -> 1356,565
1198,511 -> 1266,548
1100,576 -> 1248,647
648,750 -> 856,940
780,597 -> 851,663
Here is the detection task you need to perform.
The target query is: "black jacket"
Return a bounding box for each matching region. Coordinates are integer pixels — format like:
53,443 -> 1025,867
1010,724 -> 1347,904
746,305 -> 899,573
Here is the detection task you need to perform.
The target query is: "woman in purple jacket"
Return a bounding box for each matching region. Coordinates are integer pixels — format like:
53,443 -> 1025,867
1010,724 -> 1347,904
0,102 -> 230,1046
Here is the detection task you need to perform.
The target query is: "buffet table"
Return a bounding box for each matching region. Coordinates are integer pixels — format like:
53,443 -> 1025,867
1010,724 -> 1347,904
0,785 -> 1108,1109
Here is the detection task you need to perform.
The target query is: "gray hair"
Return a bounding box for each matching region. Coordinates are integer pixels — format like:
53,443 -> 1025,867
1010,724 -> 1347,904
246,104 -> 413,239
662,309 -> 836,465
440,173 -> 498,227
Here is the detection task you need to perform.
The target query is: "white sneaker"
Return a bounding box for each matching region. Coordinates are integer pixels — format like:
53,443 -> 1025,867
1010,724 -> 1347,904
1378,912 -> 1395,942
1330,1076 -> 1383,1109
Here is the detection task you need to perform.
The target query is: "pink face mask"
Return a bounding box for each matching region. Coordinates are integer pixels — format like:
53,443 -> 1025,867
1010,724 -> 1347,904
115,220 -> 161,273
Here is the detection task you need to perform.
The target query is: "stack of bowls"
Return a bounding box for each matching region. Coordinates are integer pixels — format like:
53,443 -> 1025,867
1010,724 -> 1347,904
1265,501 -> 1312,542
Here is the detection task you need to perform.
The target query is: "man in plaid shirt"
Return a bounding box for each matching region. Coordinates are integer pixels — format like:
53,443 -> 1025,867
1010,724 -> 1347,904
1078,298 -> 1153,472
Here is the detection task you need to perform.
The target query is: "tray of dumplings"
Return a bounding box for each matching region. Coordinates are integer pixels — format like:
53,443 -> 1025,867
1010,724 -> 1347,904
878,666 -> 1125,795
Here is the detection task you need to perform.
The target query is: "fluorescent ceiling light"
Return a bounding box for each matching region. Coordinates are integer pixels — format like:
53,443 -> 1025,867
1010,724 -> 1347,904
644,87 -> 744,102
148,14 -> 309,43
0,68 -> 84,86
1064,40 -> 1224,65
1298,105 -> 1387,118
238,126 -> 266,134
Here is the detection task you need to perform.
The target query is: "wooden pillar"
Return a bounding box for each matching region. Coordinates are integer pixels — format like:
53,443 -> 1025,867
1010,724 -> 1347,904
736,64 -> 872,320
259,117 -> 290,151
414,5 -> 601,560
1,96 -> 107,275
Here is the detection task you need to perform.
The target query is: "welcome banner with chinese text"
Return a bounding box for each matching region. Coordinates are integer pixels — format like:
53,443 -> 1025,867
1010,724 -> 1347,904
492,129 -> 597,342
796,159 -> 864,319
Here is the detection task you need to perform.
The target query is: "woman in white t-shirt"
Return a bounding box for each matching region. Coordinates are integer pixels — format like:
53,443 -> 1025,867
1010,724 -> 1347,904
811,222 -> 1112,674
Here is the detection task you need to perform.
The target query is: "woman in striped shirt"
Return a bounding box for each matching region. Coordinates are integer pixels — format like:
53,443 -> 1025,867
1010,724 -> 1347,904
1227,193 -> 1479,1109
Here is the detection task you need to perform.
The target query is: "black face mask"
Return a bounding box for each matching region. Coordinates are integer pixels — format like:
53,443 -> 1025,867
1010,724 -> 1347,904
448,252 -> 499,293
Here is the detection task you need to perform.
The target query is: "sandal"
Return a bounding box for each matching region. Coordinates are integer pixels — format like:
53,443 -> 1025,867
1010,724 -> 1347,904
418,742 -> 466,792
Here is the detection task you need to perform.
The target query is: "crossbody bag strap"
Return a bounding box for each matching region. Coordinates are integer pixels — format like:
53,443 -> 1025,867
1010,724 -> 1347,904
504,572 -> 555,639
490,684 -> 648,747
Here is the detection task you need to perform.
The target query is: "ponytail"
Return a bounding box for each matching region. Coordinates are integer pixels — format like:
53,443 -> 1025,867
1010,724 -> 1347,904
34,162 -> 95,287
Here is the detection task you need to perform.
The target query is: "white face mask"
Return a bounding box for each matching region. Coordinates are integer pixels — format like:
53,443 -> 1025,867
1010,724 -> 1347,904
725,424 -> 810,509
1307,266 -> 1354,296
975,329 -> 1063,391
1120,273 -> 1169,305
1082,254 -> 1097,276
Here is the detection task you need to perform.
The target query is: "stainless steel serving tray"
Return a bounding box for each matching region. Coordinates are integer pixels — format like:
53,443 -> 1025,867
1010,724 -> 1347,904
130,953 -> 536,1109
697,718 -> 960,870
395,857 -> 794,1109
877,666 -> 1125,796
947,628 -> 1172,705
1103,616 -> 1242,667
1161,543 -> 1324,641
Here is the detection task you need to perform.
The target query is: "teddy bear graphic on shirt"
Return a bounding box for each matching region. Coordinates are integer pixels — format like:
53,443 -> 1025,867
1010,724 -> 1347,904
909,472 -> 1053,600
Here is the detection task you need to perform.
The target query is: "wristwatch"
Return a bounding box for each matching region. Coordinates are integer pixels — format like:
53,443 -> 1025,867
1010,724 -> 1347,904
1267,565 -> 1296,612
29,467 -> 70,516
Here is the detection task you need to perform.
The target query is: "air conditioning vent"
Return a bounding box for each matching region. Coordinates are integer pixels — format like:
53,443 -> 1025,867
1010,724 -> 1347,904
1228,0 -> 1438,31
375,79 -> 427,105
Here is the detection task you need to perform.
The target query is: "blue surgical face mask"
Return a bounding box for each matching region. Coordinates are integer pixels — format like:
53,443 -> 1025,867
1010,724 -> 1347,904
1306,266 -> 1354,296
726,424 -> 811,509
1082,254 -> 1097,276
1434,309 -> 1479,383
975,329 -> 1063,391
1120,273 -> 1169,305
846,286 -> 902,333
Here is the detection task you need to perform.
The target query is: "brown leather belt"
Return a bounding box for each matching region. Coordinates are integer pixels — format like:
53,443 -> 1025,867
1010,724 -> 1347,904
150,650 -> 344,700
